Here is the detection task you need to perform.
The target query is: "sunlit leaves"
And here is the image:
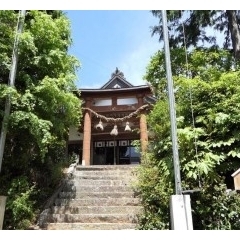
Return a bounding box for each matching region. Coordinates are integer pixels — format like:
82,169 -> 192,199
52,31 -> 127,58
0,10 -> 82,229
138,17 -> 240,227
10,111 -> 53,158
4,11 -> 81,154
144,48 -> 234,99
0,10 -> 81,169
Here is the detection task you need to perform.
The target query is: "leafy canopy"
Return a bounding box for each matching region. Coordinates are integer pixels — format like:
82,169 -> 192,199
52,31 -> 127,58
136,30 -> 240,228
0,10 -> 82,229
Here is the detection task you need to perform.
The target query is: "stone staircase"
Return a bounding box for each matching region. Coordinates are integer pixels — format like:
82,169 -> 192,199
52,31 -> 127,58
38,165 -> 142,230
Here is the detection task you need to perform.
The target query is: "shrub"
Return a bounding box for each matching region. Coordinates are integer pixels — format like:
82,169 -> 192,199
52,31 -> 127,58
4,176 -> 37,229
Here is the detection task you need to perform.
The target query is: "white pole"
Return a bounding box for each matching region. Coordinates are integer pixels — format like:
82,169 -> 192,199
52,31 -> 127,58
161,10 -> 193,230
0,10 -> 26,173
161,9 -> 182,195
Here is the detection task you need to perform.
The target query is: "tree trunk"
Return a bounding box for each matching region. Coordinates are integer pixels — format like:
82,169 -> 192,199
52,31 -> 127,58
226,10 -> 240,59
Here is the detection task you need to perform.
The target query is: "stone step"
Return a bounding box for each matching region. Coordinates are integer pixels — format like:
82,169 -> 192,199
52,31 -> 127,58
38,165 -> 141,230
46,213 -> 138,223
76,165 -> 138,171
64,179 -> 133,186
58,191 -> 138,199
74,172 -> 137,179
62,185 -> 134,192
73,174 -> 136,180
46,222 -> 137,230
54,197 -> 140,206
75,167 -> 136,171
50,205 -> 142,214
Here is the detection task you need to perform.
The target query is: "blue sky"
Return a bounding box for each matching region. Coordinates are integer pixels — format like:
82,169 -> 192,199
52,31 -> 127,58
4,1 -> 235,90
65,10 -> 161,89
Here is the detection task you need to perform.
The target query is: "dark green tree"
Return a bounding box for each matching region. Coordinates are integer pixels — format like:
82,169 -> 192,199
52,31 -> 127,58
0,10 -> 81,229
151,10 -> 240,59
135,46 -> 240,229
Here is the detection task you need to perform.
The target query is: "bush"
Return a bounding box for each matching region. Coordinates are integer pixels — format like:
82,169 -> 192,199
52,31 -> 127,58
191,181 -> 240,230
135,160 -> 240,230
4,176 -> 37,229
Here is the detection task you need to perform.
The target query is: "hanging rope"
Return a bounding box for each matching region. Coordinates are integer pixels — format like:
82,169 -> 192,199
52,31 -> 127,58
82,104 -> 149,123
181,11 -> 202,188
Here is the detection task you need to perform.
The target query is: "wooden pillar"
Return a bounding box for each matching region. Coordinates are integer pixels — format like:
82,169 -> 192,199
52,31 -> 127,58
140,112 -> 148,152
82,110 -> 91,166
137,94 -> 148,153
0,196 -> 7,230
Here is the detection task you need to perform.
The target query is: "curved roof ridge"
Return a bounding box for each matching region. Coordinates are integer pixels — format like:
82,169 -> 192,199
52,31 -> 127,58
100,67 -> 134,89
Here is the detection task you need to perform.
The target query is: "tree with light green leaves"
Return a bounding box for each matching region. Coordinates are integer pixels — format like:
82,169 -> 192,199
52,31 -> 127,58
0,10 -> 81,229
136,45 -> 240,229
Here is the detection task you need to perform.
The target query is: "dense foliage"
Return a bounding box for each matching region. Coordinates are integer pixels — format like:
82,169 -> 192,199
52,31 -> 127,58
151,10 -> 240,59
136,43 -> 240,229
0,10 -> 81,229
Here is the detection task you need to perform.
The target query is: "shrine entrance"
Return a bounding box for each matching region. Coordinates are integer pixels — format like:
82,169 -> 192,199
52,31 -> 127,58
93,140 -> 140,165
68,68 -> 156,166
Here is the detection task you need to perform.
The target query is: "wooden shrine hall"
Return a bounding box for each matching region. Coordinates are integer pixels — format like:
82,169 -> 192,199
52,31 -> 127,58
68,68 -> 155,166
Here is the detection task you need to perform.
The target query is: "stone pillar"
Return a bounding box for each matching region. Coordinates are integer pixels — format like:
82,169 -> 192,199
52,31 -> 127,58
170,195 -> 193,230
0,196 -> 7,230
231,168 -> 240,190
82,110 -> 91,166
140,112 -> 148,152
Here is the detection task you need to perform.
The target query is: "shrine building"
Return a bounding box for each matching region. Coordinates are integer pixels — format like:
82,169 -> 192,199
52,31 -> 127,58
68,68 -> 155,166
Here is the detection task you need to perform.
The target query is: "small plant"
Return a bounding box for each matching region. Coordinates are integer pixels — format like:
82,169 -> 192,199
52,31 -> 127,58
4,176 -> 37,229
